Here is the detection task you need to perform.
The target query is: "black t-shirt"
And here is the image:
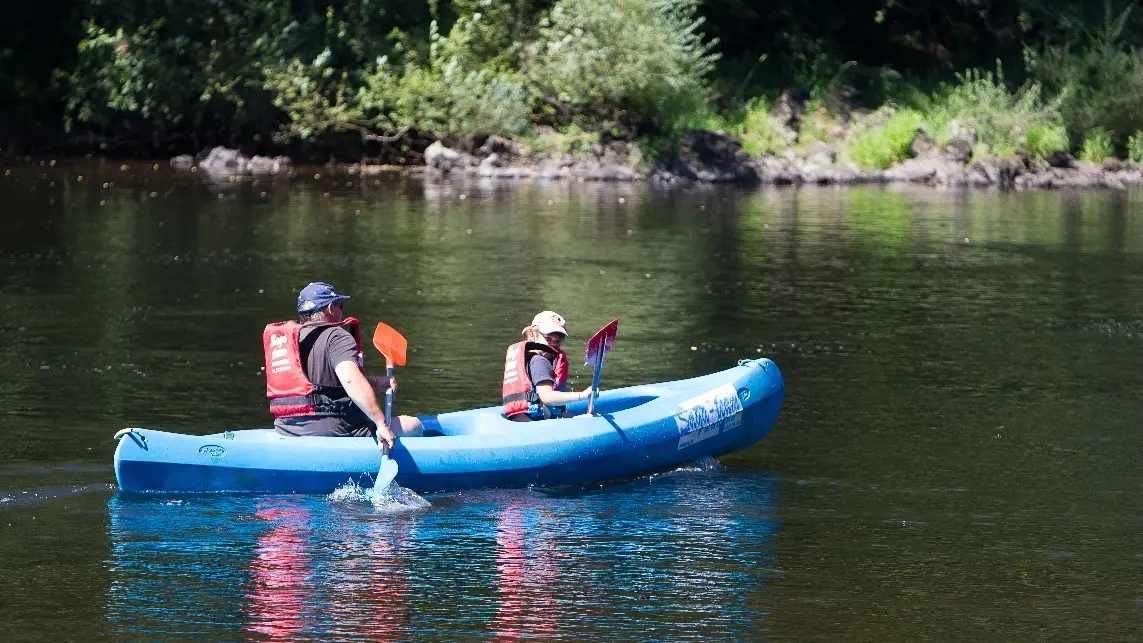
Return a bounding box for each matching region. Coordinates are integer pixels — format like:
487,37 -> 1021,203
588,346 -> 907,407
301,325 -> 361,389
274,325 -> 370,436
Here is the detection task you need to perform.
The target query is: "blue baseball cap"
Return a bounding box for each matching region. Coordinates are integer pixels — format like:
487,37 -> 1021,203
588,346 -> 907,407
297,281 -> 351,313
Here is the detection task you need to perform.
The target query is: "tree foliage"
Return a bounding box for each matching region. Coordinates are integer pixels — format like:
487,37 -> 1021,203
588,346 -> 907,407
3,0 -> 1143,154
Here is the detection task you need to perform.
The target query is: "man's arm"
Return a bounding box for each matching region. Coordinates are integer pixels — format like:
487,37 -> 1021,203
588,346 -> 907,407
334,360 -> 397,449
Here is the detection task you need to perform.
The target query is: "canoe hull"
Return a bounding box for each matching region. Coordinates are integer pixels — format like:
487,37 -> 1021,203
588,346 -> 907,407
114,359 -> 784,494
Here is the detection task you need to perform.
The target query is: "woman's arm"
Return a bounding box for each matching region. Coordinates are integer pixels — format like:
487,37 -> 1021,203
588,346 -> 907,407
534,383 -> 591,406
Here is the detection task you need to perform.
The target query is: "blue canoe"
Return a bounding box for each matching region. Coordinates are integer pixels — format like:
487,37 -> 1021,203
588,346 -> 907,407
113,359 -> 784,494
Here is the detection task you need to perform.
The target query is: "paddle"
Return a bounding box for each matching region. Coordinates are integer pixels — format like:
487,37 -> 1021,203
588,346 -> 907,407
584,319 -> 619,415
371,321 -> 408,490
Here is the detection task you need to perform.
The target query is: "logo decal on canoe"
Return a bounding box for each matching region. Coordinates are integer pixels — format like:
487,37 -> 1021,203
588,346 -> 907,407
199,445 -> 226,461
674,383 -> 744,450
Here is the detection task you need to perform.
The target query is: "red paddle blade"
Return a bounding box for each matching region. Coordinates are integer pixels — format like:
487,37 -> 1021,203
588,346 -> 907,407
372,322 -> 408,368
585,319 -> 619,366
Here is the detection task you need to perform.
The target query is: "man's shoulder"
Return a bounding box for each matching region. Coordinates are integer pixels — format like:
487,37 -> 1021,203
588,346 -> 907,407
324,325 -> 355,340
304,325 -> 356,356
304,324 -> 353,341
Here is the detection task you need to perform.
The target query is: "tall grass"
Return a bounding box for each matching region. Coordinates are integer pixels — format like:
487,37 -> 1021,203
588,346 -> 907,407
1128,131 -> 1143,163
933,66 -> 1063,158
1079,127 -> 1114,163
1022,123 -> 1069,161
737,98 -> 790,156
847,109 -> 923,169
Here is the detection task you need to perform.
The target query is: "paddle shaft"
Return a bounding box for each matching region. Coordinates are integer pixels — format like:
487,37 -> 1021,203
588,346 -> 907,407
377,364 -> 396,487
586,350 -> 604,415
384,364 -> 394,429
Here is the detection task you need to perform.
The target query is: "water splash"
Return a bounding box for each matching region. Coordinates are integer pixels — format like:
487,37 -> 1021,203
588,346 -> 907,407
648,455 -> 725,482
326,480 -> 431,513
691,455 -> 725,472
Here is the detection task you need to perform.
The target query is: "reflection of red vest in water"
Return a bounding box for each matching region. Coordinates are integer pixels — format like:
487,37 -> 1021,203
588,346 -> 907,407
327,527 -> 410,643
493,505 -> 561,640
247,506 -> 310,641
263,318 -> 362,420
502,341 -> 568,418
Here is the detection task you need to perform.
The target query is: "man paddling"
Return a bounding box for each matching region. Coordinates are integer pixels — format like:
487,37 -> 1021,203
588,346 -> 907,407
262,282 -> 421,449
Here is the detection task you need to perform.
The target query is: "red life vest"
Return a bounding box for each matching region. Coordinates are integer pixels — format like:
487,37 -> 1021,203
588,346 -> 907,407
502,341 -> 568,418
263,317 -> 363,420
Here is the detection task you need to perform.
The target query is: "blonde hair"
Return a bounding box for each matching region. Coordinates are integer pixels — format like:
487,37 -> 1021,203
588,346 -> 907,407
521,325 -> 544,343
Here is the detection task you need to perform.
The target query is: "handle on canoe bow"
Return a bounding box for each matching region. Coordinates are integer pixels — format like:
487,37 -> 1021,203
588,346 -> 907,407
112,428 -> 136,441
112,428 -> 147,449
113,428 -> 146,444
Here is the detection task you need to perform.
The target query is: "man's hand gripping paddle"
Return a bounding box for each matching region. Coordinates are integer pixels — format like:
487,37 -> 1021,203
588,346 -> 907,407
371,321 -> 407,490
584,319 -> 619,416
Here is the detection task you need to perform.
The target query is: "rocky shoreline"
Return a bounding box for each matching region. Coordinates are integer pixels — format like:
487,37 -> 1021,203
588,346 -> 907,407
160,116 -> 1143,190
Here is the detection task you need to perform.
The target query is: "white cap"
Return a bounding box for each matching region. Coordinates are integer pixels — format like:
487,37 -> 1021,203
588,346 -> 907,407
531,311 -> 568,336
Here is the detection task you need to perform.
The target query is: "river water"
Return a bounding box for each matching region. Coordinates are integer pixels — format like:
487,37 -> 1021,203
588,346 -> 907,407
2,162 -> 1142,641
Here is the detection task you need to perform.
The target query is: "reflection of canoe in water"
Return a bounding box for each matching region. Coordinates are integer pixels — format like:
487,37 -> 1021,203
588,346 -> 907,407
106,475 -> 781,639
113,359 -> 784,494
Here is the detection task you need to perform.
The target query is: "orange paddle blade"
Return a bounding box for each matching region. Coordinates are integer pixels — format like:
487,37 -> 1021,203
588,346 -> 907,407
372,322 -> 408,368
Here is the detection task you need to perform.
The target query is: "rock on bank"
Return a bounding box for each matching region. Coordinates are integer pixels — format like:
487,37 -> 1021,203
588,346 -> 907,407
172,134 -> 1143,190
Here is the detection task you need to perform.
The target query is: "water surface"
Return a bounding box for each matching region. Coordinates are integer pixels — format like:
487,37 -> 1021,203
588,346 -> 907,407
2,164 -> 1143,641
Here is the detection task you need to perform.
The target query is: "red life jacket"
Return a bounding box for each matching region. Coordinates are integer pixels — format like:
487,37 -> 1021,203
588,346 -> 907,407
502,341 -> 568,418
263,317 -> 363,420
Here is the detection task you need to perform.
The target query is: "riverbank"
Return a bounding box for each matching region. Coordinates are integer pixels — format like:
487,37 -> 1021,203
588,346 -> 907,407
13,0 -> 1143,195
159,125 -> 1143,191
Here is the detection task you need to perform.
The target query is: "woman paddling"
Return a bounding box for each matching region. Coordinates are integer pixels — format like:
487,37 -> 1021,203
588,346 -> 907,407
502,311 -> 595,421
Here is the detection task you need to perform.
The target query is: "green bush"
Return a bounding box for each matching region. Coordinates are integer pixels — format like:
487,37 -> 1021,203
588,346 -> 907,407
435,0 -> 531,72
653,104 -> 737,140
795,101 -> 839,145
65,1 -> 428,137
991,138 -> 1019,159
526,0 -> 719,134
261,56 -> 361,140
1128,131 -> 1143,163
935,65 -> 1063,157
65,20 -> 271,134
440,65 -> 532,136
970,141 -> 990,162
846,109 -> 923,169
920,105 -> 954,147
1022,123 -> 1069,161
523,124 -> 600,158
737,98 -> 789,156
278,12 -> 534,138
1079,127 -> 1114,163
1026,9 -> 1143,152
380,17 -> 534,137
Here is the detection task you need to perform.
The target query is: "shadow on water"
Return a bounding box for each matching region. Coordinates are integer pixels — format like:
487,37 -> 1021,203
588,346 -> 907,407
104,470 -> 780,643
